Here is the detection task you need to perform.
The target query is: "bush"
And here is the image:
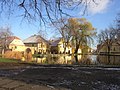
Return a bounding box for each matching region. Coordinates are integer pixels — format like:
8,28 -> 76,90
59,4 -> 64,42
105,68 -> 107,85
24,52 -> 32,61
4,51 -> 22,60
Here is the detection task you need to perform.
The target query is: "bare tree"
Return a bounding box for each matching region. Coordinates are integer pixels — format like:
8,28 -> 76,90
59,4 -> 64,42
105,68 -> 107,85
97,27 -> 116,55
0,26 -> 13,54
52,18 -> 72,54
115,13 -> 120,39
0,0 -> 99,24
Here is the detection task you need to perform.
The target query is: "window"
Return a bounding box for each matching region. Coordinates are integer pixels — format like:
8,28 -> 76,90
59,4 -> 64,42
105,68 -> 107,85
113,47 -> 116,51
15,46 -> 17,49
32,44 -> 34,47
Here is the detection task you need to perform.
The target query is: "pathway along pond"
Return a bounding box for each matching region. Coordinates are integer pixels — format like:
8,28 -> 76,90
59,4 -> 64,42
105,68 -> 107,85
32,55 -> 120,65
0,55 -> 120,90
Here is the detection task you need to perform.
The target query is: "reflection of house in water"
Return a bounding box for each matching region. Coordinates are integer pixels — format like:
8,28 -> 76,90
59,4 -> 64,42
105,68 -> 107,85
97,39 -> 120,55
33,57 -> 47,63
50,38 -> 72,54
57,55 -> 73,64
97,55 -> 120,65
23,35 -> 49,54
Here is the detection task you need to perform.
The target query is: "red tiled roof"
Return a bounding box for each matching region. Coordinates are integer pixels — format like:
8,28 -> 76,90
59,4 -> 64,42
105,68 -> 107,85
0,36 -> 21,45
6,36 -> 20,44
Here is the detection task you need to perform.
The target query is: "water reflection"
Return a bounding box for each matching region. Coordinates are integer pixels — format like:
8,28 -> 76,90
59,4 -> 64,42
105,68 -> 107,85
33,55 -> 120,65
97,55 -> 120,65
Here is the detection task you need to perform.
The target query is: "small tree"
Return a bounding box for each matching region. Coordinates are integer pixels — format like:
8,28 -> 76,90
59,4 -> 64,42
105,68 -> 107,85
0,26 -> 13,54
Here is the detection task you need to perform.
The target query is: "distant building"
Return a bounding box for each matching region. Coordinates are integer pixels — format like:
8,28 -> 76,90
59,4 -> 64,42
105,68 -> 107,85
97,39 -> 120,54
0,36 -> 25,53
23,35 -> 50,54
50,38 -> 72,54
8,36 -> 25,52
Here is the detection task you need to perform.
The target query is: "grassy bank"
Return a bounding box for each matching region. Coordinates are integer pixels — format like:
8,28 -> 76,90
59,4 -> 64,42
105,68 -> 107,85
0,58 -> 20,63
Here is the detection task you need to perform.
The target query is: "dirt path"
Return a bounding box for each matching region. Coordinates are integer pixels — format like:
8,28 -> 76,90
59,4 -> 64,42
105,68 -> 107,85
0,77 -> 67,90
0,64 -> 120,90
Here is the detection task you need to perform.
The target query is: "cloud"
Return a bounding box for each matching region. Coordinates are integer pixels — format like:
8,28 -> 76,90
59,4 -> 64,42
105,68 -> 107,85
88,0 -> 111,14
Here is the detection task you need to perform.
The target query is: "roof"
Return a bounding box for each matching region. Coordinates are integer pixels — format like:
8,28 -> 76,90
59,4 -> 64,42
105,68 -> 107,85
0,36 -> 21,47
97,39 -> 120,51
50,38 -> 62,46
23,34 -> 49,44
7,36 -> 20,43
0,36 -> 21,45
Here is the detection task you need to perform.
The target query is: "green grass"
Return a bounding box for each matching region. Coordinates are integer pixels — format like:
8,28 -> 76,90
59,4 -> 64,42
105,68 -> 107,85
33,54 -> 44,58
0,58 -> 19,63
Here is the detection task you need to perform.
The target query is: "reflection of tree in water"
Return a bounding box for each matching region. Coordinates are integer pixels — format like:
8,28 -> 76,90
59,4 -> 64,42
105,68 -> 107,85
97,55 -> 120,65
46,55 -> 58,64
74,55 -> 92,65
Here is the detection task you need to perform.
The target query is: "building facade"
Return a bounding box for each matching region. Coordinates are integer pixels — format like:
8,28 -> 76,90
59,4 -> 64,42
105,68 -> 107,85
23,35 -> 50,54
0,36 -> 25,53
50,38 -> 73,54
8,36 -> 25,52
97,39 -> 120,54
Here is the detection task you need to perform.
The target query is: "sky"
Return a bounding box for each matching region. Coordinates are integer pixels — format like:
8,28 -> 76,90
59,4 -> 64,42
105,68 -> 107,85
0,0 -> 120,43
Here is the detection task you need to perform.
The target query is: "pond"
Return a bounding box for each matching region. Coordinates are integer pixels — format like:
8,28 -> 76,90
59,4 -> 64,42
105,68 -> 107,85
32,54 -> 120,65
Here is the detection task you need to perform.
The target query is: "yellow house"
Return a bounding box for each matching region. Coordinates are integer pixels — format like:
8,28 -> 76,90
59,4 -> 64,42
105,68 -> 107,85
23,35 -> 49,54
6,36 -> 25,52
97,39 -> 120,54
50,38 -> 72,54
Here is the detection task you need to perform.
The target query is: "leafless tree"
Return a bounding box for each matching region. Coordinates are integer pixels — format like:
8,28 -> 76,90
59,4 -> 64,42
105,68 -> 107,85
52,18 -> 73,54
115,13 -> 120,39
97,27 -> 116,55
0,26 -> 13,54
0,0 -> 99,24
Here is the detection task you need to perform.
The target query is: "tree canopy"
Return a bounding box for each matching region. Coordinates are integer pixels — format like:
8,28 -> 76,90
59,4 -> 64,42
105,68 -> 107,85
55,18 -> 96,54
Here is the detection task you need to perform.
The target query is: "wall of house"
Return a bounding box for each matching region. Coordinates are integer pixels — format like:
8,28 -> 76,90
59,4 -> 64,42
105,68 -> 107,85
38,42 -> 47,54
111,43 -> 120,53
58,45 -> 72,54
9,39 -> 25,52
24,42 -> 48,54
58,40 -> 72,54
98,43 -> 120,54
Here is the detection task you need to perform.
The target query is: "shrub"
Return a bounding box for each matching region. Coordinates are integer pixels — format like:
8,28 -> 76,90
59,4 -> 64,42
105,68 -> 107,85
4,51 -> 22,60
24,52 -> 32,61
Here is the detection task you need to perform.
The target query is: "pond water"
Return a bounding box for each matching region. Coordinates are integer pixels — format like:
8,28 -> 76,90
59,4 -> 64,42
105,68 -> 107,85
32,55 -> 120,65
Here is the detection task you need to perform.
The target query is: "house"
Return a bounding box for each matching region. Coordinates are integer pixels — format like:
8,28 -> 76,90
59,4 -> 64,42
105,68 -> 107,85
50,38 -> 72,54
0,36 -> 25,53
23,35 -> 50,54
8,36 -> 25,52
97,39 -> 120,54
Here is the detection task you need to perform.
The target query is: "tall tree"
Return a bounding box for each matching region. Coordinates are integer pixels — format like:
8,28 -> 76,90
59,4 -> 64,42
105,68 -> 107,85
116,13 -> 120,39
60,18 -> 95,54
97,27 -> 116,55
52,18 -> 72,54
68,18 -> 95,54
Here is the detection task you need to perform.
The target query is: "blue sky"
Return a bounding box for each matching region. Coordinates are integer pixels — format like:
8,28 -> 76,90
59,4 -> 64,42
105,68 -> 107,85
0,0 -> 120,41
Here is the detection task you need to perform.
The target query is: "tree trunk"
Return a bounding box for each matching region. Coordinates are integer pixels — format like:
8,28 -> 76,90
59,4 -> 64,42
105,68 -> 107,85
2,49 -> 5,55
74,55 -> 78,64
107,46 -> 110,55
74,45 -> 79,54
63,45 -> 66,54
